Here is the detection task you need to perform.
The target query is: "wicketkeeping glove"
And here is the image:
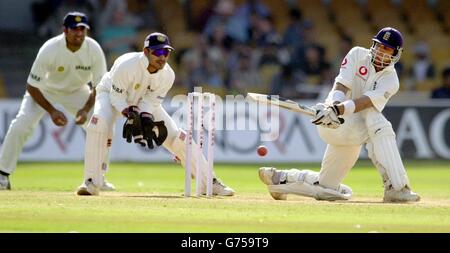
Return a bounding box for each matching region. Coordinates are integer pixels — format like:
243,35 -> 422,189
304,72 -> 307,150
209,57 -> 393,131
122,106 -> 147,147
140,112 -> 168,149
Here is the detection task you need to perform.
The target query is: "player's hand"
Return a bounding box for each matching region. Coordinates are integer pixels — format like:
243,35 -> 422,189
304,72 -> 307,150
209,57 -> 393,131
311,103 -> 328,125
75,109 -> 88,125
121,106 -> 146,147
50,109 -> 68,127
140,112 -> 168,149
311,103 -> 344,129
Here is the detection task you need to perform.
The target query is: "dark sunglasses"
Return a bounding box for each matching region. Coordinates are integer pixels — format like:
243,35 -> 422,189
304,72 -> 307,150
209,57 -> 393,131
151,48 -> 170,57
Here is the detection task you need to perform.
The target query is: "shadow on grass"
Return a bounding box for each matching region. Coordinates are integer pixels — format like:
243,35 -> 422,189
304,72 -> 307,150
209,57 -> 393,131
124,194 -> 229,200
125,195 -> 185,199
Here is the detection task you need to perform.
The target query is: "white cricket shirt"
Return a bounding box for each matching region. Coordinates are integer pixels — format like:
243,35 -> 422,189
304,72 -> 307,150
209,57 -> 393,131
96,52 -> 175,114
334,46 -> 400,112
27,33 -> 107,93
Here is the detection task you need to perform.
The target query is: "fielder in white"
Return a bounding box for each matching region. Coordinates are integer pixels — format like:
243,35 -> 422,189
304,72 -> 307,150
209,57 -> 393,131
0,12 -> 116,191
76,32 -> 235,196
259,27 -> 420,203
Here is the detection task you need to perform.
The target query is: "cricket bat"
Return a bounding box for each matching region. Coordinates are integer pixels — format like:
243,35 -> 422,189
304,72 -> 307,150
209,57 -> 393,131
247,92 -> 316,117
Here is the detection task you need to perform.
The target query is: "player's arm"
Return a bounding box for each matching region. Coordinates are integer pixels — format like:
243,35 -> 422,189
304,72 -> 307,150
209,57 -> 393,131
76,42 -> 107,124
139,68 -> 174,113
26,84 -> 67,126
75,84 -> 96,125
26,45 -> 68,126
137,72 -> 174,148
333,95 -> 373,116
109,66 -> 131,114
330,83 -> 373,114
333,75 -> 399,117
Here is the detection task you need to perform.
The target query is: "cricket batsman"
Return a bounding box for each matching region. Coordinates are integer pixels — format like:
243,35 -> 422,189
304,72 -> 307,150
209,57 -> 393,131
259,27 -> 420,203
77,32 -> 235,196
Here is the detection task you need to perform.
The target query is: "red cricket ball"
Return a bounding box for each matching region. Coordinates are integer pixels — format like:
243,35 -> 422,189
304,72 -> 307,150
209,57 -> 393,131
257,145 -> 268,157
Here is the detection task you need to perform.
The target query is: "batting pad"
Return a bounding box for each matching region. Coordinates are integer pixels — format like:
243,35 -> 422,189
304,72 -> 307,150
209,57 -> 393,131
271,169 -> 353,200
84,116 -> 109,188
370,131 -> 409,191
365,110 -> 409,191
268,181 -> 352,201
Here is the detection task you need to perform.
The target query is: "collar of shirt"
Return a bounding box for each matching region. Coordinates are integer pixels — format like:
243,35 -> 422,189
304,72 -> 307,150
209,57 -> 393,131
139,52 -> 153,77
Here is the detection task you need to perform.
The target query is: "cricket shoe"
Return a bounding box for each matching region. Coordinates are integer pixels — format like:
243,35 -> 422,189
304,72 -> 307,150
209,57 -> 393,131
0,173 -> 11,190
212,178 -> 235,196
76,178 -> 100,196
258,167 -> 287,200
101,179 -> 116,191
383,185 -> 420,203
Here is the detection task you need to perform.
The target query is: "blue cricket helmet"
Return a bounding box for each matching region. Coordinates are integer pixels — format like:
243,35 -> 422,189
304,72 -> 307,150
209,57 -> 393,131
370,27 -> 404,68
372,27 -> 403,53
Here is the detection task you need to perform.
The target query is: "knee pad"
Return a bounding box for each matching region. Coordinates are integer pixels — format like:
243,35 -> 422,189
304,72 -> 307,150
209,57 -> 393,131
365,110 -> 394,139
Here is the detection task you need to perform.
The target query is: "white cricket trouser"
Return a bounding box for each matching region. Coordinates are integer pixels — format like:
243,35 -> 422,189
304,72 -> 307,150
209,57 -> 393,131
314,113 -> 368,190
0,87 -> 92,174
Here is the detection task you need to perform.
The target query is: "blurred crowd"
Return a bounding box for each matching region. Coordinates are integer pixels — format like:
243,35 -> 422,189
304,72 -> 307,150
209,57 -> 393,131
20,0 -> 450,99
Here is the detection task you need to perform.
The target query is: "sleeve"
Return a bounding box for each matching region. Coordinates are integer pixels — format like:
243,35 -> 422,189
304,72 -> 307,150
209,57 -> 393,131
138,69 -> 175,114
109,64 -> 130,114
27,47 -> 50,89
90,41 -> 107,88
363,74 -> 399,112
334,47 -> 359,90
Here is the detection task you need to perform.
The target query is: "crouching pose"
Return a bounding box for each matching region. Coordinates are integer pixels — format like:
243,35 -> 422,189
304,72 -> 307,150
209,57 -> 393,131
77,32 -> 234,196
259,27 -> 420,203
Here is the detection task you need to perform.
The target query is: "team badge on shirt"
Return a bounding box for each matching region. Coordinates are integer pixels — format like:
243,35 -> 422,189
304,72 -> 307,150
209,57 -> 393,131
358,66 -> 368,75
134,83 -> 141,90
57,66 -> 64,72
356,66 -> 368,80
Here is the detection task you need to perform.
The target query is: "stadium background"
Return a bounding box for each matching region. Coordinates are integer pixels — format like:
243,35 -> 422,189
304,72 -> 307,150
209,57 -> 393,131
0,0 -> 448,163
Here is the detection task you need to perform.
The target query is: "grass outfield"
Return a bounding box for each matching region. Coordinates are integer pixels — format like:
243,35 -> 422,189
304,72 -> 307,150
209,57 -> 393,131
1,160 -> 450,232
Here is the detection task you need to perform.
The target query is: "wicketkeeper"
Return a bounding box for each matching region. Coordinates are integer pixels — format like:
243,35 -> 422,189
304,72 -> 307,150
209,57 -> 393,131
77,32 -> 235,196
259,27 -> 420,203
